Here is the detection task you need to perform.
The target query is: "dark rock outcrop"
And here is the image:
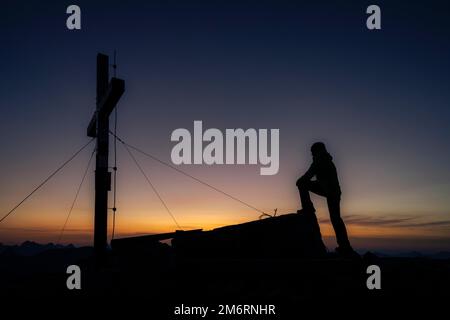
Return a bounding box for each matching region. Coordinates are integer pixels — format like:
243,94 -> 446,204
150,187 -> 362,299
172,212 -> 327,259
112,212 -> 327,259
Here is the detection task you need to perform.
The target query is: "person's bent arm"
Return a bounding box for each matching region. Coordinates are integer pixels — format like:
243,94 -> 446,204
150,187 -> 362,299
297,163 -> 315,185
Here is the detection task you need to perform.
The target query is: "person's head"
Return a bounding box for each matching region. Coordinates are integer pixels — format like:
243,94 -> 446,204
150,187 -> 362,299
311,142 -> 328,157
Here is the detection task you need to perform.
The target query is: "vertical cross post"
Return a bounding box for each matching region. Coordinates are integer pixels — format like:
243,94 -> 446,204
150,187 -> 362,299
87,53 -> 125,263
94,54 -> 110,261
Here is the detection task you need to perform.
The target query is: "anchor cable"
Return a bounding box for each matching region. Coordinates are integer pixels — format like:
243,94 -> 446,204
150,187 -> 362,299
121,142 -> 181,229
111,106 -> 118,240
0,138 -> 95,224
58,145 -> 96,243
110,132 -> 268,216
111,50 -> 118,240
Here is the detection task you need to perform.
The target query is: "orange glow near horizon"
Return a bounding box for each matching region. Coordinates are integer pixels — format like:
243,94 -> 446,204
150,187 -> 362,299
1,140 -> 450,251
2,200 -> 450,252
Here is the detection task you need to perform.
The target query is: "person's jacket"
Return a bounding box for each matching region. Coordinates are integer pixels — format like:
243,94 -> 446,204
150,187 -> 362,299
300,152 -> 341,196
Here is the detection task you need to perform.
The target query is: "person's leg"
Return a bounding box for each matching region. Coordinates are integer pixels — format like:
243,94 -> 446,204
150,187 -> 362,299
297,180 -> 325,212
327,195 -> 352,249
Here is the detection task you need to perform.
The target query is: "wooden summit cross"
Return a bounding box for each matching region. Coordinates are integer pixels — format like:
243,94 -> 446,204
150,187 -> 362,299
87,53 -> 125,260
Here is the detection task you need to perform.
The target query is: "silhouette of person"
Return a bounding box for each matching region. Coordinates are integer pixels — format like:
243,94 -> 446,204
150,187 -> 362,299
296,142 -> 355,256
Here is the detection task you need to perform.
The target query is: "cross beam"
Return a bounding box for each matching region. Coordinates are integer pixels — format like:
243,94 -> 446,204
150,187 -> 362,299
87,78 -> 125,137
87,53 -> 125,261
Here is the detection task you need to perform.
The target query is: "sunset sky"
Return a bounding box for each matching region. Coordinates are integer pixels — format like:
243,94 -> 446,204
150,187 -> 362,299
1,1 -> 449,252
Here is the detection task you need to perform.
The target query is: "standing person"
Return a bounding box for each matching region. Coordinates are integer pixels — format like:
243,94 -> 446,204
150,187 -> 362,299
296,142 -> 356,257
